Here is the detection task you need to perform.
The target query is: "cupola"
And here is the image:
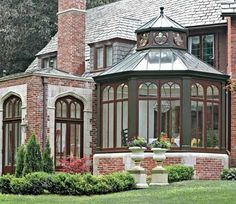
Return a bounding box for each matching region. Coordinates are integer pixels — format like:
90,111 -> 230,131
136,7 -> 187,50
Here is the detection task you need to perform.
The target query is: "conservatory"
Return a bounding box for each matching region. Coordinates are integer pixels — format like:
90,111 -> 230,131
93,8 -> 229,154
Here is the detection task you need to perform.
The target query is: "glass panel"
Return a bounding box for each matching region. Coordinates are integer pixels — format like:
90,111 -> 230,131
97,47 -> 104,68
55,123 -> 67,165
42,58 -> 50,68
56,102 -> 62,118
49,57 -> 57,69
76,124 -> 81,157
117,85 -> 123,100
70,124 -> 76,156
109,87 -> 114,101
149,83 -> 157,97
188,36 -> 200,58
116,102 -> 122,147
62,102 -> 67,118
191,83 -> 204,98
139,100 -> 148,141
76,103 -> 81,119
71,103 -> 76,119
103,87 -> 109,101
160,49 -> 172,70
123,85 -> 128,99
207,85 -> 219,100
139,83 -> 148,97
171,83 -> 180,97
191,101 -> 204,148
206,102 -> 219,148
108,103 -> 114,148
106,46 -> 113,67
203,35 -> 214,65
149,100 -> 157,143
161,83 -> 171,98
102,104 -> 108,148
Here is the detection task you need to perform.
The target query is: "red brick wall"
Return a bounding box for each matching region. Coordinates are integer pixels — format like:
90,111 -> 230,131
95,156 -> 225,180
58,0 -> 86,75
228,17 -> 236,167
194,158 -> 224,180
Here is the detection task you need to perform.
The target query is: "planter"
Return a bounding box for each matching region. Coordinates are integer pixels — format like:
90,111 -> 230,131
150,148 -> 169,186
128,146 -> 148,188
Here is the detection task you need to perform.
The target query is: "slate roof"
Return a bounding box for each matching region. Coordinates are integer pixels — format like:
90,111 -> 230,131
26,0 -> 226,72
221,0 -> 236,15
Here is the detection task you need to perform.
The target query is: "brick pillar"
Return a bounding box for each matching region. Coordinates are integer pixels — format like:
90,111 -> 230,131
57,0 -> 86,75
227,17 -> 236,166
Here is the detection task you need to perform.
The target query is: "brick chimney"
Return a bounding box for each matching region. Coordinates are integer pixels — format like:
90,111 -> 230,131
57,0 -> 86,75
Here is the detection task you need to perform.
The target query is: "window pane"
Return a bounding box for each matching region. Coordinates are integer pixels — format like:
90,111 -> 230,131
106,46 -> 113,67
116,102 -> 122,147
149,100 -> 157,143
76,124 -> 81,157
97,47 -> 104,68
191,83 -> 204,98
206,103 -> 219,148
55,123 -> 67,165
191,101 -> 204,148
102,104 -> 108,148
42,58 -> 49,68
50,57 -> 57,69
203,35 -> 214,65
70,124 -> 76,156
207,85 -> 219,100
108,103 -> 114,148
139,100 -> 148,140
171,83 -> 180,97
139,83 -> 148,97
62,102 -> 67,118
76,103 -> 81,119
149,83 -> 157,97
161,83 -> 171,97
71,103 -> 76,119
188,36 -> 200,58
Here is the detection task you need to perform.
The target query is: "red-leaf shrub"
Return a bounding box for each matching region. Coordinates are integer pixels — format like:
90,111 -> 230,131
60,156 -> 91,174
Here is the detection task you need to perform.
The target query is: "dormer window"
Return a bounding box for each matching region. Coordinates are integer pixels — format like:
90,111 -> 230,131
42,56 -> 57,69
95,45 -> 113,69
188,34 -> 215,66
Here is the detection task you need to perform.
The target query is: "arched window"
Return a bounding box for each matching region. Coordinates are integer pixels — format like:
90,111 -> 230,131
55,96 -> 84,166
102,86 -> 114,148
3,95 -> 22,174
138,82 -> 158,143
160,82 -> 181,147
191,84 -> 220,149
191,83 -> 204,148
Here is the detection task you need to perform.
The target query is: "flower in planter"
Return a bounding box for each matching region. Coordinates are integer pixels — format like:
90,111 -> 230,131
128,137 -> 147,148
150,139 -> 171,149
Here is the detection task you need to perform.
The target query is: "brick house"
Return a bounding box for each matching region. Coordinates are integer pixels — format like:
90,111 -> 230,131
1,0 -> 236,179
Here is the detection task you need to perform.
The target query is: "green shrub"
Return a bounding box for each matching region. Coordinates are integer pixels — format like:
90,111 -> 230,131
42,140 -> 54,173
166,165 -> 194,183
15,145 -> 26,177
23,134 -> 42,176
11,177 -> 31,195
221,168 -> 236,180
0,174 -> 14,194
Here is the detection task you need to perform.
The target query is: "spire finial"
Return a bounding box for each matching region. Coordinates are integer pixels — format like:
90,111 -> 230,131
160,7 -> 164,15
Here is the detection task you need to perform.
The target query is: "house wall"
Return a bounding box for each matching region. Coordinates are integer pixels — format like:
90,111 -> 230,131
93,152 -> 229,180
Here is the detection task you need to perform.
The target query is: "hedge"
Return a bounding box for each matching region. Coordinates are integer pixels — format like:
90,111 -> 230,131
0,172 -> 135,195
166,165 -> 194,183
221,168 -> 236,180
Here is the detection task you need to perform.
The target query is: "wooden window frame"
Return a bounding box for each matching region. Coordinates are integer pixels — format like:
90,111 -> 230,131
94,45 -> 113,70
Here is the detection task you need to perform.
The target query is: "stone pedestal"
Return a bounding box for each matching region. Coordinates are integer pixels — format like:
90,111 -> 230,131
128,166 -> 149,188
150,165 -> 168,186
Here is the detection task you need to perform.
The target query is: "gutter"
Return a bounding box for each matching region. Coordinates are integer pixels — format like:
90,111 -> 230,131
42,76 -> 48,150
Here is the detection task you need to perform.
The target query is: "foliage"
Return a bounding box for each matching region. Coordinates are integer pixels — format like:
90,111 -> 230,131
0,172 -> 135,196
42,140 -> 54,174
23,134 -> 42,176
221,168 -> 236,180
128,137 -> 147,147
0,174 -> 14,194
0,0 -> 58,75
165,165 -> 194,183
87,0 -> 119,9
151,140 -> 171,149
60,156 -> 91,174
15,145 -> 26,177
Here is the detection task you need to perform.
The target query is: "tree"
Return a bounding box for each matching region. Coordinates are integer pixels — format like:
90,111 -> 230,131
87,0 -> 119,9
15,145 -> 26,178
23,134 -> 42,176
42,140 -> 54,173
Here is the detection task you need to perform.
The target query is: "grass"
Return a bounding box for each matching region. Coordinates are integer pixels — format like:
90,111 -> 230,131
0,180 -> 236,204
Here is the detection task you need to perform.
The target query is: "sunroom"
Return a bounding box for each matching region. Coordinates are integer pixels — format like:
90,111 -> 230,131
93,8 -> 229,154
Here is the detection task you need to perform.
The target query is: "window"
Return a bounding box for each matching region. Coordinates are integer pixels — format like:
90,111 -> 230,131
102,84 -> 128,148
3,96 -> 22,174
42,56 -> 57,69
191,83 -> 220,149
55,96 -> 83,166
95,45 -> 113,69
188,34 -> 214,66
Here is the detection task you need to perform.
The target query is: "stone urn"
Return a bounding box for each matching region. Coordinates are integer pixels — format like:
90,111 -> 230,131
128,146 -> 148,188
150,148 -> 169,186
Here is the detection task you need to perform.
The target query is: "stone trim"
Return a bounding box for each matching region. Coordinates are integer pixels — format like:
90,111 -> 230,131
57,8 -> 87,16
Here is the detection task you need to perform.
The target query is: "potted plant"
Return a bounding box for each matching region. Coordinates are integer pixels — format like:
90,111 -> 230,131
151,140 -> 171,163
128,137 -> 147,168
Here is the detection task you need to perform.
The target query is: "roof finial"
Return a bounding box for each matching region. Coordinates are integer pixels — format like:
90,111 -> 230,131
160,7 -> 164,15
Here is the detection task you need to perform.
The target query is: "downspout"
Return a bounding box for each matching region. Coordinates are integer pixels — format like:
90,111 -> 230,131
42,76 -> 48,150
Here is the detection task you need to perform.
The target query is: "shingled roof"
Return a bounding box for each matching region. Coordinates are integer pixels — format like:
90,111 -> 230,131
31,0 -> 226,71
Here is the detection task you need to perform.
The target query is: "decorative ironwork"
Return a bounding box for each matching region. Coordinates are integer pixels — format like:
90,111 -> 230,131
139,33 -> 149,47
154,32 -> 168,45
173,32 -> 184,47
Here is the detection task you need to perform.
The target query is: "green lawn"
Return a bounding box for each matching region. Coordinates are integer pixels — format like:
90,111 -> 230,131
0,180 -> 235,204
